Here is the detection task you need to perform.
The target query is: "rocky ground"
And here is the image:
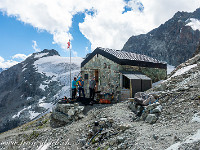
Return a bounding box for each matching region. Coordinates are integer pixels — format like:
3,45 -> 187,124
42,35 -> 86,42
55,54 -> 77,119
0,54 -> 200,150
0,99 -> 199,150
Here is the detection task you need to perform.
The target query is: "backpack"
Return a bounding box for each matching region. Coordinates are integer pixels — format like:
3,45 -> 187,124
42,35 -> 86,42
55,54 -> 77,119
99,99 -> 111,104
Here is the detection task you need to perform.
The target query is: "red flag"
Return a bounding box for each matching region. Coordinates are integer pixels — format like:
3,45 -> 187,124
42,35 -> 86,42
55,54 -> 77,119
67,40 -> 70,49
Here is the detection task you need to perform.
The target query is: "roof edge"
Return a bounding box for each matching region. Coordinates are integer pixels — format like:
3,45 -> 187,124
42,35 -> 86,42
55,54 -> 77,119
81,48 -> 167,69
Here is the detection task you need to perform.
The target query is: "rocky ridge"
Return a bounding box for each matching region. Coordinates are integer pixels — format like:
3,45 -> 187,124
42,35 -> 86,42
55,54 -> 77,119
122,8 -> 200,66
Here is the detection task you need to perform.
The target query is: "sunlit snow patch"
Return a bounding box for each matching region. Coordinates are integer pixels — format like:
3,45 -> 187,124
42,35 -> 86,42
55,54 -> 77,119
34,53 -> 49,59
38,97 -> 54,111
39,84 -> 48,91
12,107 -> 27,118
29,110 -> 40,120
171,64 -> 197,78
191,112 -> 200,123
12,106 -> 31,118
34,56 -> 83,81
27,97 -> 32,100
186,18 -> 200,31
39,103 -> 54,111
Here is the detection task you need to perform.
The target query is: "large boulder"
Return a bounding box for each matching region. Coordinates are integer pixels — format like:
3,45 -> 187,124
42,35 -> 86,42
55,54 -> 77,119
145,114 -> 158,124
129,92 -> 162,124
50,103 -> 85,128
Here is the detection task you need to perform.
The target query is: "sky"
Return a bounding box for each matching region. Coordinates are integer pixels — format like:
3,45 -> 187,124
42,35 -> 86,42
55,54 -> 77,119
0,0 -> 199,68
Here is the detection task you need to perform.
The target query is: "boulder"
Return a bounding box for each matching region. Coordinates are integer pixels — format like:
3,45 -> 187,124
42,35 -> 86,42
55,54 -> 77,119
128,103 -> 137,112
152,105 -> 162,113
145,114 -> 158,124
50,103 -> 85,128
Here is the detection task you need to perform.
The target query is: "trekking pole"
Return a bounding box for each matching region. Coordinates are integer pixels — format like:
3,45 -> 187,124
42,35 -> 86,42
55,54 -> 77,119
88,128 -> 103,145
98,131 -> 119,145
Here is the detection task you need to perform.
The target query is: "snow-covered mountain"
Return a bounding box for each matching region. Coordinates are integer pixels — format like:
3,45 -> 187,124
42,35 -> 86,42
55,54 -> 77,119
0,49 -> 83,133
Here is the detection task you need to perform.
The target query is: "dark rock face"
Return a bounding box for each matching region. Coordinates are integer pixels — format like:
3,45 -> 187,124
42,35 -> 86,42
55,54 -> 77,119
122,8 -> 200,66
0,49 -> 80,133
0,68 -> 7,73
193,42 -> 200,56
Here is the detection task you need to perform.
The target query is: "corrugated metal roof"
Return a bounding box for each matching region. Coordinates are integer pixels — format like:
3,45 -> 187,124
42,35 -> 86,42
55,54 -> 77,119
81,47 -> 167,69
121,71 -> 151,80
101,48 -> 161,64
135,74 -> 151,80
123,74 -> 140,80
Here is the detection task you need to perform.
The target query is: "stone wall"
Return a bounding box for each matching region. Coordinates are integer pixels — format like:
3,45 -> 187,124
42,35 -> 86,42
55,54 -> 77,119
121,65 -> 166,82
81,54 -> 121,101
81,54 -> 167,101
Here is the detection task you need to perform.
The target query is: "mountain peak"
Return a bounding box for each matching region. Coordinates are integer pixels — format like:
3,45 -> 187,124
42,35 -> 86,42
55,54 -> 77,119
34,49 -> 60,57
41,49 -> 60,56
192,7 -> 200,18
26,49 -> 60,61
122,8 -> 200,66
173,10 -> 188,18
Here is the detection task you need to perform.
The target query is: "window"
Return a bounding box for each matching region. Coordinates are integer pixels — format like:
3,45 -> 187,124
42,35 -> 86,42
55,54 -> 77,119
84,74 -> 88,80
123,75 -> 130,89
104,63 -> 107,68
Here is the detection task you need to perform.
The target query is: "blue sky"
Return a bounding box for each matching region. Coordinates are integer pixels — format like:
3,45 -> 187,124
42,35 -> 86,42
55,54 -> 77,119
0,11 -> 91,59
0,0 -> 199,68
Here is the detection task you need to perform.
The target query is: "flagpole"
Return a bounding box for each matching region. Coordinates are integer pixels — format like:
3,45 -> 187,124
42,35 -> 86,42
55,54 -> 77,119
69,40 -> 72,98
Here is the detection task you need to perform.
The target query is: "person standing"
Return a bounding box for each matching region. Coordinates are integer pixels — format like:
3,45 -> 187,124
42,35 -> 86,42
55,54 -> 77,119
89,77 -> 96,100
78,77 -> 85,98
72,77 -> 77,100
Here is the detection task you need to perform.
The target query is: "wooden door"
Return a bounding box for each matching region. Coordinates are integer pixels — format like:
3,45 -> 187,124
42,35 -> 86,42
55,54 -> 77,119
95,70 -> 99,91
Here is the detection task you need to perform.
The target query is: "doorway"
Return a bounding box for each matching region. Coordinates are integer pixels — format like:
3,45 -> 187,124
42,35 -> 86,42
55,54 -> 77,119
122,75 -> 130,89
94,69 -> 99,91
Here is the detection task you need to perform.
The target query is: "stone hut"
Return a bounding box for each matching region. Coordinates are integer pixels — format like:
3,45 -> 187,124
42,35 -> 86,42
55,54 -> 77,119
81,47 -> 167,101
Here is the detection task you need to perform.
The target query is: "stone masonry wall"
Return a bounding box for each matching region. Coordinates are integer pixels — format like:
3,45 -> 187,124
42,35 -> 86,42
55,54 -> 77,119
81,54 -> 167,100
121,65 -> 166,82
81,54 -> 122,100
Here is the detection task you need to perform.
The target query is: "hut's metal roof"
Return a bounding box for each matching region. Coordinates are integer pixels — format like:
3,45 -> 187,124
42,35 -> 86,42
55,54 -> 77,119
102,48 -> 161,63
81,47 -> 167,69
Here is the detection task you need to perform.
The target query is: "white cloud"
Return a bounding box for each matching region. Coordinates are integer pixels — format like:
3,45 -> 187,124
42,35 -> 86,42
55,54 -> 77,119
0,56 -> 4,62
72,50 -> 78,57
0,58 -> 19,68
32,40 -> 40,52
141,0 -> 200,25
80,0 -> 200,50
12,54 -> 28,60
0,56 -> 15,68
0,54 -> 29,68
0,0 -> 199,52
85,47 -> 89,55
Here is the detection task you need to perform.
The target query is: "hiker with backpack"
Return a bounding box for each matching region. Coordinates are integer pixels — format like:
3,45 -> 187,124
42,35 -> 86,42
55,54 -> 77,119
72,77 -> 78,100
78,77 -> 85,98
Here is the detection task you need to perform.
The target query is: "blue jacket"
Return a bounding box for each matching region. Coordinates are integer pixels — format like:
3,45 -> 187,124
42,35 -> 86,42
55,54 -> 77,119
72,80 -> 77,89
